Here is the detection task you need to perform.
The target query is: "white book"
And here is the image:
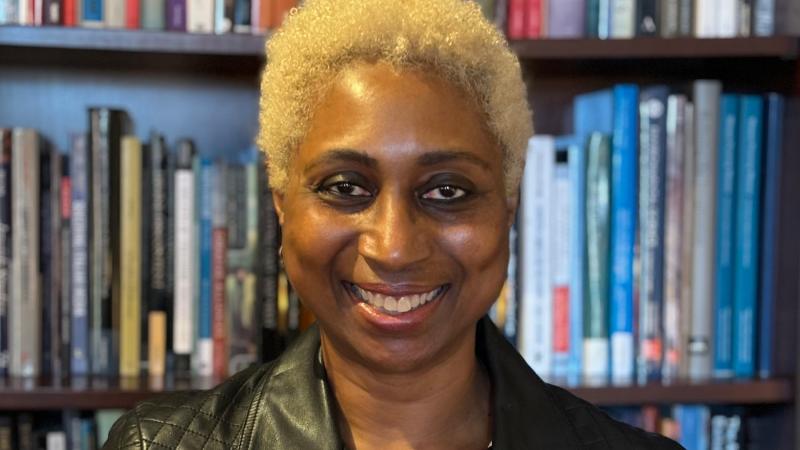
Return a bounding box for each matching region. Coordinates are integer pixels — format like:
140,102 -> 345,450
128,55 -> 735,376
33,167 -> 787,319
550,148 -> 572,381
519,136 -> 554,381
104,0 -> 124,27
10,129 -> 40,377
16,0 -> 27,24
173,165 -> 196,358
188,0 -> 214,33
717,0 -> 739,36
611,0 -> 635,38
46,431 -> 67,450
694,0 -> 720,37
689,80 -> 722,381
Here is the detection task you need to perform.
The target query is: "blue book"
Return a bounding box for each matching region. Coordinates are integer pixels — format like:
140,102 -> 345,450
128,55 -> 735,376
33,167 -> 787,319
574,89 -> 614,141
70,135 -> 91,376
675,404 -> 710,450
196,158 -> 215,376
608,84 -> 638,385
713,94 -> 739,379
732,95 -> 764,379
758,93 -> 785,379
82,0 -> 103,23
567,138 -> 585,386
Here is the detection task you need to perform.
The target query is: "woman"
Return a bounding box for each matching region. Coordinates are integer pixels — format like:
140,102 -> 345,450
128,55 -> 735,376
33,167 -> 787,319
105,1 -> 682,448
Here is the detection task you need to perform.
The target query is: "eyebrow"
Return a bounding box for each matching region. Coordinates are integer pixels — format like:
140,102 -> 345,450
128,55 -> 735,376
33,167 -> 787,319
416,150 -> 491,169
304,148 -> 490,174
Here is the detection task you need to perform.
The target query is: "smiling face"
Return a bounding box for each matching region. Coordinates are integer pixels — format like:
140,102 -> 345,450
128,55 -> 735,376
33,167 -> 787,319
273,62 -> 516,374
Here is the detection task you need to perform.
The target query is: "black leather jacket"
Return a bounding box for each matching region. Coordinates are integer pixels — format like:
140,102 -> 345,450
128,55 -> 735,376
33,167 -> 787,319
104,318 -> 683,449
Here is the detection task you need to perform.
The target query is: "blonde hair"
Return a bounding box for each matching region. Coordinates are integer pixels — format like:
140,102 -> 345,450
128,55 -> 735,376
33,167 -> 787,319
258,0 -> 533,195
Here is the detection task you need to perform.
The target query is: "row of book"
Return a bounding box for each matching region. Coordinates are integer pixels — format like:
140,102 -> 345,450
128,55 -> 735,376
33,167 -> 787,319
0,0 -> 296,33
0,109 -> 296,381
490,82 -> 799,386
0,410 -> 122,449
476,0 -> 800,39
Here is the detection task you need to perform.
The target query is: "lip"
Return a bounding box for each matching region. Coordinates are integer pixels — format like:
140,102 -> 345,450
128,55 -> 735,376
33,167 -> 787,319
342,281 -> 448,333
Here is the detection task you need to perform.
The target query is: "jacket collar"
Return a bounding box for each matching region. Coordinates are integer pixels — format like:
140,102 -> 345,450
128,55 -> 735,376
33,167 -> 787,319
252,317 -> 579,449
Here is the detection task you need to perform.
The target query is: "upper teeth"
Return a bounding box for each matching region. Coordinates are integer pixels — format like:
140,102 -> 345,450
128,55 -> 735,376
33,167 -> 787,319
351,284 -> 442,314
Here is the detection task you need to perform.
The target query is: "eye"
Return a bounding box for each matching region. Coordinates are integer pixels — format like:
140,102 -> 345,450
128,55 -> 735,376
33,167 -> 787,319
325,181 -> 372,197
421,185 -> 468,201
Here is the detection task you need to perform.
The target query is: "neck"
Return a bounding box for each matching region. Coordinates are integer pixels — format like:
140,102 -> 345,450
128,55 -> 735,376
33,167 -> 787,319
322,329 -> 491,450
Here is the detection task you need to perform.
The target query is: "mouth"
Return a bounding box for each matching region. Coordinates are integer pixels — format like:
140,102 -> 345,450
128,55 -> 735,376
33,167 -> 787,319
343,282 -> 448,316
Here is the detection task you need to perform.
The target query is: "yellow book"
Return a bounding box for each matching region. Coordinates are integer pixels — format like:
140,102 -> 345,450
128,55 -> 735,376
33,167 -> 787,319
119,136 -> 142,378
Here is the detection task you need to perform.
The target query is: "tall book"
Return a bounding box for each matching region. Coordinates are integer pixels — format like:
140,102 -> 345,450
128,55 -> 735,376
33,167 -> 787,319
694,0 -> 718,37
637,85 -> 669,385
70,134 -> 91,376
759,96 -> 800,378
104,0 -> 123,27
712,94 -> 739,379
165,0 -> 185,30
583,132 -> 611,386
550,144 -> 572,382
89,107 -> 129,376
194,157 -> 214,377
738,0 -> 753,36
718,0 -> 738,36
754,0 -> 775,35
187,0 -> 213,32
636,0 -> 659,35
609,84 -> 638,386
731,95 -> 763,379
119,136 -> 142,378
0,130 -> 9,379
258,156 -> 282,362
678,0 -> 694,35
233,0 -> 250,32
60,154 -> 72,380
40,143 -> 61,377
81,0 -> 101,26
611,0 -> 635,37
660,0 -> 680,36
211,162 -> 228,378
524,0 -> 544,38
172,140 -> 196,376
124,0 -> 138,28
140,0 -> 164,29
146,133 -> 170,377
689,79 -> 722,381
662,94 -> 688,383
566,142 -> 585,386
678,101 -> 696,383
519,135 -> 554,381
10,128 -> 41,377
507,0 -> 526,38
548,0 -> 585,38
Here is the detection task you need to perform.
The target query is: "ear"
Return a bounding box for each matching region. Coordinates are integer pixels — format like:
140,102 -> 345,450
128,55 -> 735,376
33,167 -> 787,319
505,188 -> 520,230
272,190 -> 286,226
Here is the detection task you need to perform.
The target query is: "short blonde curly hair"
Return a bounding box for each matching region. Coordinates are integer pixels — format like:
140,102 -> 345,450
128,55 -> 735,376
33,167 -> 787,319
258,0 -> 533,196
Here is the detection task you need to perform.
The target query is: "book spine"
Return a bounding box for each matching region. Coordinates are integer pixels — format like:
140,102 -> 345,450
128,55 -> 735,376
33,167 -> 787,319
548,0 -> 585,38
124,0 -> 138,28
59,155 -> 72,381
550,147 -> 571,381
140,0 -> 164,28
754,0 -> 775,35
507,0 -> 526,38
757,94 -> 785,378
712,94 -> 739,379
660,0 -> 680,36
718,0 -> 738,36
583,132 -> 611,386
678,102 -> 696,381
586,0 -> 600,36
732,95 -> 763,379
10,129 -> 40,377
81,0 -> 101,26
165,0 -> 185,30
187,0 -> 213,32
0,131 -> 9,379
119,136 -> 142,378
104,0 -> 123,27
567,143 -> 584,386
609,84 -> 638,386
689,79 -> 722,381
214,0 -> 234,33
146,133 -> 169,374
211,163 -> 227,378
39,142 -> 54,377
662,94 -> 687,383
258,155 -> 282,362
195,158 -> 214,377
678,0 -> 694,35
524,0 -> 542,38
62,0 -> 74,24
233,0 -> 250,32
611,0 -> 635,37
70,134 -> 90,376
694,0 -> 718,36
738,0 -> 753,35
637,85 -> 669,385
519,135 -> 554,381
44,0 -> 62,24
255,0 -> 271,32
598,0 -> 612,37
636,0 -> 659,35
172,142 -> 195,375
147,310 -> 166,377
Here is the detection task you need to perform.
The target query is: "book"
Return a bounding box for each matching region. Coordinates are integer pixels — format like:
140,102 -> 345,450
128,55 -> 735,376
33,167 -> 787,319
694,0 -> 717,37
141,0 -> 164,29
124,0 -> 138,28
679,101 -> 696,381
194,157 -> 214,377
119,135 -> 142,378
712,94 -> 739,379
10,129 -> 41,377
104,0 -> 122,27
81,0 -> 101,26
678,0 -> 693,35
187,0 -> 213,32
212,162 -> 228,378
609,84 -> 638,386
585,0 -> 601,36
507,0 -> 526,38
233,0 -> 250,32
718,0 -> 738,36
519,135 -> 554,380
0,130 -> 9,379
583,132 -> 611,386
738,0 -> 753,35
754,0 -> 775,35
525,0 -> 543,38
166,0 -> 186,31
172,140 -> 196,376
566,142 -> 584,386
43,0 -> 61,24
40,142 -> 60,377
148,310 -> 166,377
214,0 -> 234,33
60,156 -> 72,380
636,0 -> 659,35
689,79 -> 722,381
732,95 -> 763,379
660,0 -> 680,36
611,0 -> 635,38
548,0 -> 585,38
550,144 -> 572,382
637,85 -> 669,385
63,0 -> 74,25
258,156 -> 282,362
70,134 -> 90,376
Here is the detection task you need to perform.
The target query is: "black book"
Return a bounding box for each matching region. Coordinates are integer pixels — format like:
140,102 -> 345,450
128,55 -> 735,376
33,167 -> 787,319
636,0 -> 659,36
0,415 -> 11,450
43,0 -> 63,24
39,142 -> 58,377
59,153 -> 72,381
258,156 -> 283,362
233,0 -> 251,32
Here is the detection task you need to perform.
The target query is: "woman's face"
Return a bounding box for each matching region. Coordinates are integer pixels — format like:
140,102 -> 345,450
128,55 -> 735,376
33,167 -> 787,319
274,62 -> 517,373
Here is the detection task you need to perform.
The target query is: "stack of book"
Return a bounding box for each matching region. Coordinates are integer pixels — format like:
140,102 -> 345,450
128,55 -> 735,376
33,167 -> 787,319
491,83 -> 799,387
0,410 -> 123,449
0,108 -> 297,382
0,0 -> 296,33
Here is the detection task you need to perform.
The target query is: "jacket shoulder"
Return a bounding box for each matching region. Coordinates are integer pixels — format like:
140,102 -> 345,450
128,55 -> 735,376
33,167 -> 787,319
545,384 -> 685,450
103,363 -> 275,450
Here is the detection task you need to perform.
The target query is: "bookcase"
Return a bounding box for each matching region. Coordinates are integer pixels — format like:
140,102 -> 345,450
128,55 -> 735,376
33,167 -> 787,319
1,25 -> 799,449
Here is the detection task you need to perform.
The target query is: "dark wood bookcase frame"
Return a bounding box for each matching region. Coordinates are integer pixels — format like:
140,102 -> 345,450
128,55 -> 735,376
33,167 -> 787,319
1,26 -> 799,448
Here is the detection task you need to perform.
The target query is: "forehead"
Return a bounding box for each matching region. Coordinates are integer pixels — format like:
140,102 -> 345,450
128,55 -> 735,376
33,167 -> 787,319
296,62 -> 501,168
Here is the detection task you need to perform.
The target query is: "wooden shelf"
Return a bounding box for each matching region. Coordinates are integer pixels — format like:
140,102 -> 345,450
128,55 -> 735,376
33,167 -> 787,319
0,377 -> 792,410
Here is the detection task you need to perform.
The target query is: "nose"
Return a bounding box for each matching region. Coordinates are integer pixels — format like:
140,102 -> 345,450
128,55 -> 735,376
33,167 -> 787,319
358,188 -> 433,272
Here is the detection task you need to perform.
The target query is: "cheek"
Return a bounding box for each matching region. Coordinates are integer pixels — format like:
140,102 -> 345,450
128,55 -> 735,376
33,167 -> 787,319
441,217 -> 510,300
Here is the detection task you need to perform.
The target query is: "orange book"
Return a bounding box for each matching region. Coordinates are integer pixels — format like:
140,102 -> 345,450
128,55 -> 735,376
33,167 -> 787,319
272,0 -> 296,28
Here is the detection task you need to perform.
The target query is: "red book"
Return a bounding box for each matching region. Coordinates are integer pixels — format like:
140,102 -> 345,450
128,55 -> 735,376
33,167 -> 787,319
212,228 -> 228,379
126,0 -> 140,28
507,0 -> 526,39
63,0 -> 75,26
525,0 -> 543,38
